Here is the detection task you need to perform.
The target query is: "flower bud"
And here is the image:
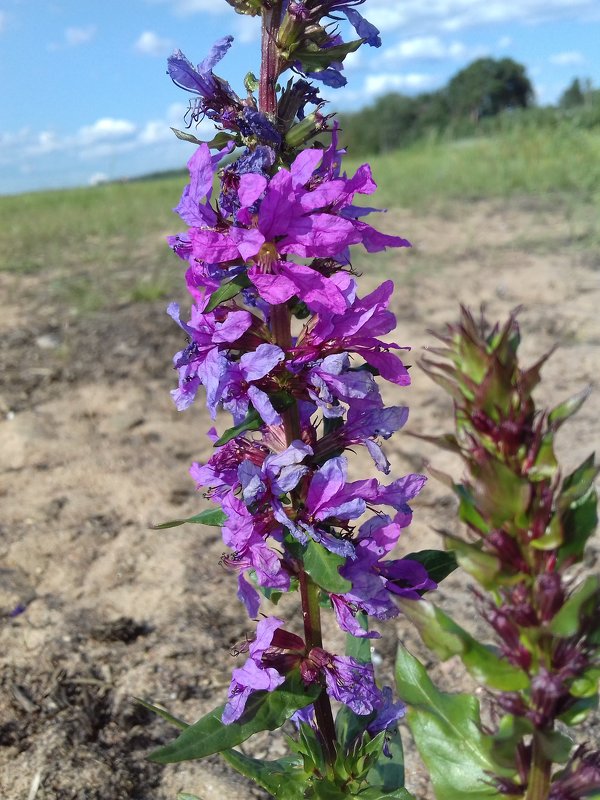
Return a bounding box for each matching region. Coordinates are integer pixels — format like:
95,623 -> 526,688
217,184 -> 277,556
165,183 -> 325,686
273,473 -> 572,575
536,573 -> 565,623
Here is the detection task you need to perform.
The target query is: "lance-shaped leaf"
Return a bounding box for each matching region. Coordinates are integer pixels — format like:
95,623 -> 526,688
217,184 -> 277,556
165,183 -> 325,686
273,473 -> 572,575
396,645 -> 508,800
135,697 -> 189,729
444,535 -> 505,589
548,386 -> 591,431
220,749 -> 307,800
148,671 -> 320,764
171,128 -> 235,150
557,485 -> 598,564
294,39 -> 362,71
397,599 -> 529,692
151,508 -> 227,530
303,539 -> 351,594
204,273 -> 251,313
549,575 -> 600,638
558,454 -> 599,510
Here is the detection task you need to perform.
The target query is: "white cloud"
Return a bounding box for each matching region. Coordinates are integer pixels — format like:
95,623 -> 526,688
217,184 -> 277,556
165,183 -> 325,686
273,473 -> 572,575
134,30 -> 174,56
364,72 -> 436,96
549,51 -> 585,66
78,118 -> 137,146
89,172 -> 109,186
65,25 -> 97,46
497,35 -> 512,48
382,36 -> 474,62
366,0 -> 598,36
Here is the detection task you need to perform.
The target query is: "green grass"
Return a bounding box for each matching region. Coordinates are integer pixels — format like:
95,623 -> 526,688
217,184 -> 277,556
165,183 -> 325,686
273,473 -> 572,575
2,124 -> 599,313
0,177 -> 184,274
357,125 -> 600,211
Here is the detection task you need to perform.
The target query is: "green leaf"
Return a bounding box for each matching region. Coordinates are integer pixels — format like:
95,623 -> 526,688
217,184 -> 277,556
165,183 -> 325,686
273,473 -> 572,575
148,671 -> 320,764
397,599 -> 529,691
367,724 -> 405,792
356,787 -> 415,799
177,794 -> 203,800
548,387 -> 591,430
402,549 -> 458,587
454,484 -> 491,535
558,486 -> 598,563
243,71 -> 259,92
537,729 -> 573,764
303,540 -> 351,594
396,645 -> 507,799
549,575 -> 600,637
334,705 -> 372,751
558,694 -> 598,726
214,409 -> 263,446
530,521 -> 564,550
491,714 -> 533,769
171,128 -> 235,150
559,454 -> 599,509
135,697 -> 189,729
294,39 -> 362,71
204,273 -> 251,313
151,508 -> 227,530
220,749 -> 307,800
470,457 -> 530,528
446,537 -> 504,589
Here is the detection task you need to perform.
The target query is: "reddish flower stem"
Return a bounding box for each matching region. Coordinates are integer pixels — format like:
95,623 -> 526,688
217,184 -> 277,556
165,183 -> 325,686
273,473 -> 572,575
260,2 -> 337,765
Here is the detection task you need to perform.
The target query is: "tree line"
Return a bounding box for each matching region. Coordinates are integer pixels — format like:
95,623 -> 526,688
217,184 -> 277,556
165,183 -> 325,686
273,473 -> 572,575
336,58 -> 600,155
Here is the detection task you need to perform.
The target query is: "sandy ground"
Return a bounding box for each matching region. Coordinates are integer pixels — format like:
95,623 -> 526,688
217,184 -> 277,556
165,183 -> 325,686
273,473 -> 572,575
1,197 -> 599,799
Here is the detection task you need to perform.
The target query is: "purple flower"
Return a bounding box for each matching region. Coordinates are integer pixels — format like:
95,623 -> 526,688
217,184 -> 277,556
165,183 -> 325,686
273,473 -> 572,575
223,617 -> 287,723
303,647 -> 381,716
343,7 -> 381,48
168,39 -> 243,127
274,456 -> 374,557
186,148 -> 408,315
367,686 -> 405,757
292,280 -> 411,387
317,405 -> 409,473
331,496 -> 433,636
239,440 -> 313,505
217,343 -> 286,425
221,493 -> 290,604
190,435 -> 269,499
167,302 -> 254,412
306,353 -> 383,419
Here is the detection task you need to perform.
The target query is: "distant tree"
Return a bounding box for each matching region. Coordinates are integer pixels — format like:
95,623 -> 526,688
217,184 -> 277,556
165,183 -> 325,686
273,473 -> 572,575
559,78 -> 586,109
446,58 -> 533,120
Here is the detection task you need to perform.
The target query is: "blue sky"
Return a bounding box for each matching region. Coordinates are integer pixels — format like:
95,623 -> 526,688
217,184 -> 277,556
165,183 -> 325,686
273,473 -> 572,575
1,0 -> 599,195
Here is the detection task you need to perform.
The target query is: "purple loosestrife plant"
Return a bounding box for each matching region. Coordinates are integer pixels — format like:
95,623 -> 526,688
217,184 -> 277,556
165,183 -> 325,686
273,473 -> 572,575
395,308 -> 600,800
144,1 -> 450,797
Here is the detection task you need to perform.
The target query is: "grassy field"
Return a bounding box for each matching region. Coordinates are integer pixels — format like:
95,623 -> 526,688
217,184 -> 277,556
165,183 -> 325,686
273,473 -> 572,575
2,124 -> 599,312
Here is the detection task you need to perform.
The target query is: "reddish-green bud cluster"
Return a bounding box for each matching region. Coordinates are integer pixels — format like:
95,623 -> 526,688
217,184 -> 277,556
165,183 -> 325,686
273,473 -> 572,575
421,307 -> 600,799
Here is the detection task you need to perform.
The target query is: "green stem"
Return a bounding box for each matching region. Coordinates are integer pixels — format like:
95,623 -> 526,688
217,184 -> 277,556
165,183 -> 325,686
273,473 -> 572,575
525,732 -> 552,800
299,569 -> 338,764
259,1 -> 337,766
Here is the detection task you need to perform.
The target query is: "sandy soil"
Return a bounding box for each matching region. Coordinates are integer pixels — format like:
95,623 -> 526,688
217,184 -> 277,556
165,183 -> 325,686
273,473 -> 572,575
1,198 -> 599,799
